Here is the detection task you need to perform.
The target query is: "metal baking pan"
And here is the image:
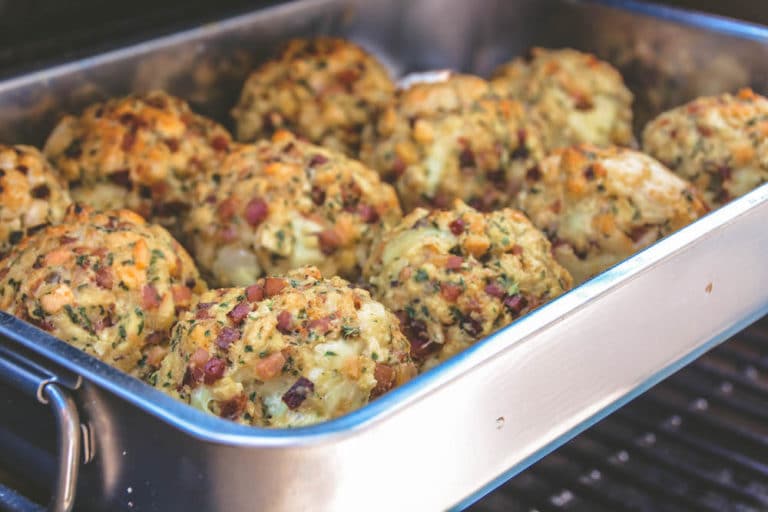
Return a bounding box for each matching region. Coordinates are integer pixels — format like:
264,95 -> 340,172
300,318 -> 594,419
2,0 -> 768,510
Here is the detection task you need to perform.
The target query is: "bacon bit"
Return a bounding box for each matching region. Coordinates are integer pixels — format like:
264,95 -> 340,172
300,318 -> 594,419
697,124 -> 713,137
371,363 -> 396,398
550,199 -> 562,214
171,285 -> 192,305
196,302 -> 215,320
141,285 -> 161,309
282,377 -> 314,410
309,154 -> 328,167
396,312 -> 435,359
628,225 -> 651,243
526,166 -> 541,181
718,165 -> 732,180
318,229 -> 341,255
93,315 -> 114,332
217,198 -> 238,220
254,352 -> 286,381
484,282 -> 506,298
227,302 -> 250,324
276,311 -> 294,334
503,294 -> 528,315
45,272 -> 61,284
511,244 -> 523,255
449,218 -> 465,235
246,283 -> 264,302
336,69 -> 360,85
460,316 -> 483,337
307,316 -> 333,334
459,148 -> 475,168
181,365 -> 203,389
219,394 -> 247,419
121,131 -> 137,152
244,198 -> 269,227
164,138 -> 180,153
583,165 -> 595,180
30,254 -> 45,270
59,235 -> 77,244
310,186 -> 326,205
573,93 -> 594,110
145,331 -> 166,345
356,204 -> 379,224
93,267 -> 113,289
32,317 -> 55,332
31,184 -> 50,199
440,283 -> 462,302
391,157 -> 406,178
264,277 -> 286,297
216,327 -> 240,350
211,135 -> 230,152
446,255 -> 463,271
203,358 -> 227,384
109,169 -> 132,189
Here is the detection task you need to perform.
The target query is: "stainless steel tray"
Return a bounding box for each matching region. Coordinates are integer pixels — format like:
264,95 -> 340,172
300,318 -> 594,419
2,1 -> 768,510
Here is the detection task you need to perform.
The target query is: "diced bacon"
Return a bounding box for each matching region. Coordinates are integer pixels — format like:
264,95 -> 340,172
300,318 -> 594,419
141,285 -> 161,309
254,352 -> 286,381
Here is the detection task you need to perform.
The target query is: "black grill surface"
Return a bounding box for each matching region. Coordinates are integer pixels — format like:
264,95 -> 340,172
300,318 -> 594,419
473,319 -> 768,512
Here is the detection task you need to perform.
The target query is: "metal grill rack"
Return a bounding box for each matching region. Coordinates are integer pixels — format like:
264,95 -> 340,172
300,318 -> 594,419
474,318 -> 768,512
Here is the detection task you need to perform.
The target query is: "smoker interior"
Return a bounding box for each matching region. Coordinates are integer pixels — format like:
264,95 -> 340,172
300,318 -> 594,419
1,1 -> 768,510
473,316 -> 768,512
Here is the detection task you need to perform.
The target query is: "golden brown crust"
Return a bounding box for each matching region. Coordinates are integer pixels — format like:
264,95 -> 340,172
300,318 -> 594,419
232,37 -> 395,156
43,90 -> 232,234
363,200 -> 572,370
153,266 -> 415,428
184,131 -> 402,287
516,144 -> 708,283
360,74 -> 547,212
642,88 -> 768,208
0,145 -> 71,257
0,205 -> 206,376
492,47 -> 634,149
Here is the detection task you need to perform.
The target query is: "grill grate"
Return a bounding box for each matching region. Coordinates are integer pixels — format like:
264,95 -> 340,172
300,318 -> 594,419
472,317 -> 768,512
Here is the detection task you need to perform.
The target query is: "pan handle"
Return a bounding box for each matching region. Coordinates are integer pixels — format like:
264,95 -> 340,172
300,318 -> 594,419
0,350 -> 81,512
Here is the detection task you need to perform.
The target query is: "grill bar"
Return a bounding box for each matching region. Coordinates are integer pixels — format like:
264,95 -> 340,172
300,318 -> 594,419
472,318 -> 768,512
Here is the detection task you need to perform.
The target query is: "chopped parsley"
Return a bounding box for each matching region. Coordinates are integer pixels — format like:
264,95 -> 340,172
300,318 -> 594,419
341,325 -> 360,338
413,268 -> 429,282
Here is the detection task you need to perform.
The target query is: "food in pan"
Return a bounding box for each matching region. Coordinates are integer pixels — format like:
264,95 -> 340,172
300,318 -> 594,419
232,37 -> 395,157
360,73 -> 547,212
491,47 -> 634,150
43,90 -> 232,236
363,200 -> 572,370
516,144 -> 708,284
642,88 -> 768,208
183,130 -> 401,287
0,145 -> 71,258
153,266 -> 416,427
0,205 -> 206,376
